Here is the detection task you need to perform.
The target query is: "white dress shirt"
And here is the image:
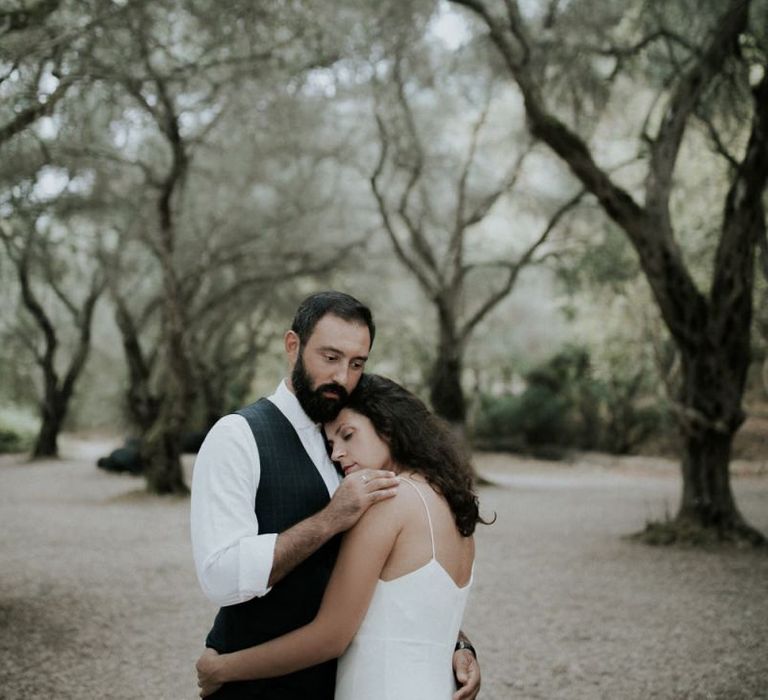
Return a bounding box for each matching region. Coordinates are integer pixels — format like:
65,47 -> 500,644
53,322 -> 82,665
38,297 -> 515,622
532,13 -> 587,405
190,380 -> 341,606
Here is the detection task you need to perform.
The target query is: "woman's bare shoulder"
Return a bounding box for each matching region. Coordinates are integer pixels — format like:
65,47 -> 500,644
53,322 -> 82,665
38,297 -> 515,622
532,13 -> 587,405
352,477 -> 423,531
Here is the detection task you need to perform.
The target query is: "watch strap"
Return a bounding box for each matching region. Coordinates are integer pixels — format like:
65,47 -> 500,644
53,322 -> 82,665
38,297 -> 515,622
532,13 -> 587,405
454,640 -> 477,658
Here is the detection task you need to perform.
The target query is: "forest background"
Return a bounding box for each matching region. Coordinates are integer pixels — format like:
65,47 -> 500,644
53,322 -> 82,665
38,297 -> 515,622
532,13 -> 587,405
1,0 -> 767,546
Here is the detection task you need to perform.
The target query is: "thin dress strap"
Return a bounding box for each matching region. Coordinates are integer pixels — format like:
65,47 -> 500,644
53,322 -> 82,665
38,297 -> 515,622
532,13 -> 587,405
398,477 -> 436,559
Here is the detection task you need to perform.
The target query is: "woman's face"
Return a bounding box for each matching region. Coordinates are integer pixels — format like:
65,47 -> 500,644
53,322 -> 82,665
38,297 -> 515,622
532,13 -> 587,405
325,408 -> 392,476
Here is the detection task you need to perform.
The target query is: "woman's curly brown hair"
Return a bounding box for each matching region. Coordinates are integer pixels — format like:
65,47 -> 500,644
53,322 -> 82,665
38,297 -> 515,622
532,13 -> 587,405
344,374 -> 491,537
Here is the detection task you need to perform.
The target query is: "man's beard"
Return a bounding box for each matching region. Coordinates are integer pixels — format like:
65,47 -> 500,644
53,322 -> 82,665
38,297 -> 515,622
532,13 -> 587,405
292,352 -> 349,423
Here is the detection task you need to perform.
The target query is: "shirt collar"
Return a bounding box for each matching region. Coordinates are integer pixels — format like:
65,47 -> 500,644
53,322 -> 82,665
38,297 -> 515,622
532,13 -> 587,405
269,379 -> 317,431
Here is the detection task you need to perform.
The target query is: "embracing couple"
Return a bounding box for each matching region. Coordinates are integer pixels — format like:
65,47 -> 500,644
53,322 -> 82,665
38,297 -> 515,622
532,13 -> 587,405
190,291 -> 487,699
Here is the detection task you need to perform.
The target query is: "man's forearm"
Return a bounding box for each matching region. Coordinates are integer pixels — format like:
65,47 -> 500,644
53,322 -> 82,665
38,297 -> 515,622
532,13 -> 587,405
453,628 -> 481,700
267,468 -> 399,588
267,509 -> 336,588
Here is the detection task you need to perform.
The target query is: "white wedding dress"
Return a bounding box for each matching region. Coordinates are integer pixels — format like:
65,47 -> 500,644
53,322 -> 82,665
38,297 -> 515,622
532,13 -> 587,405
335,478 -> 474,700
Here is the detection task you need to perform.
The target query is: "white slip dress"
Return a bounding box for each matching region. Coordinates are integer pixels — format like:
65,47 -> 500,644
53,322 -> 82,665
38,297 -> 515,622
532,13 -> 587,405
335,477 -> 474,700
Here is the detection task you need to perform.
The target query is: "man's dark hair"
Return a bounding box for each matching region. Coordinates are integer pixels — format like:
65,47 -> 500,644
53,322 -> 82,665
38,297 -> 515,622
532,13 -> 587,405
291,291 -> 375,348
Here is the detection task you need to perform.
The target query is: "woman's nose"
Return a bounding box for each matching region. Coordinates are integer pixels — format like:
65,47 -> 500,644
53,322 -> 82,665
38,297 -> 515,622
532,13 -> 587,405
331,444 -> 344,461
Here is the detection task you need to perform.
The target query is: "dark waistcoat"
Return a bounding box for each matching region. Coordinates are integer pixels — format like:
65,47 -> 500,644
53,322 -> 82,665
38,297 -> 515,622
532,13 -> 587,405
206,398 -> 340,700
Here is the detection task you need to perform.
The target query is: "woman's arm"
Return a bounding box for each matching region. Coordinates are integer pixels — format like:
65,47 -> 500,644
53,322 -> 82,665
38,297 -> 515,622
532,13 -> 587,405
200,495 -> 403,688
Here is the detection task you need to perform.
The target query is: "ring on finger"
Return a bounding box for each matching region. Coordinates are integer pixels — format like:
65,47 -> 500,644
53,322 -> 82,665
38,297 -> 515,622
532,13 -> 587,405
361,474 -> 368,483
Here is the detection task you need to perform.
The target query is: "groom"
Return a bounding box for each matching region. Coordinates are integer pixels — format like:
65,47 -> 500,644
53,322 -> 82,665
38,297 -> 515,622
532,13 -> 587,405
191,291 -> 481,699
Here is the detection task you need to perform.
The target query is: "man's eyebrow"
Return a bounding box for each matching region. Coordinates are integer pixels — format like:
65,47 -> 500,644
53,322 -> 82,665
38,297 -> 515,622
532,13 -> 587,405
317,345 -> 368,361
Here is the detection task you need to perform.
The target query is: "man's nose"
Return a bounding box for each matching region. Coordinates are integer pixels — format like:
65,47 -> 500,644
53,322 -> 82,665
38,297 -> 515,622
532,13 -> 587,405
331,362 -> 350,387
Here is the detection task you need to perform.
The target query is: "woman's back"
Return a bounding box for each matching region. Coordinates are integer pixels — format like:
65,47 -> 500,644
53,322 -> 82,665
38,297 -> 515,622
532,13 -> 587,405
379,474 -> 474,586
335,476 -> 474,700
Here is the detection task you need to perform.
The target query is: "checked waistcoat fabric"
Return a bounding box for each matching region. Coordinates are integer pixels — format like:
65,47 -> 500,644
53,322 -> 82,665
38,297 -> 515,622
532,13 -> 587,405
206,398 -> 341,700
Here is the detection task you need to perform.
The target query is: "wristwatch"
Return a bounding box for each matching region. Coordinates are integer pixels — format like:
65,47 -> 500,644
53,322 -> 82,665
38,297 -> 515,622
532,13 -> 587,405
455,640 -> 477,658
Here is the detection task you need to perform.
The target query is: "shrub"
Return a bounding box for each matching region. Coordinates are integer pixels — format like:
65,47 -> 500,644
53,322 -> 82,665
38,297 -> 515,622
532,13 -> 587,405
515,385 -> 572,446
475,385 -> 574,452
473,345 -> 669,455
0,428 -> 33,454
0,405 -> 38,454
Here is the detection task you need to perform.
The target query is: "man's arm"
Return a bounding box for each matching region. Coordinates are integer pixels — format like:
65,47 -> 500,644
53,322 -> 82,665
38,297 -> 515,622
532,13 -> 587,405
267,469 -> 399,588
191,415 -> 399,602
453,630 -> 481,700
197,496 -> 403,692
191,415 -> 275,605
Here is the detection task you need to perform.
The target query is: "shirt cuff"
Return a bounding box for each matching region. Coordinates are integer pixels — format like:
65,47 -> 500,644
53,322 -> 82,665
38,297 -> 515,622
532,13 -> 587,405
238,532 -> 278,599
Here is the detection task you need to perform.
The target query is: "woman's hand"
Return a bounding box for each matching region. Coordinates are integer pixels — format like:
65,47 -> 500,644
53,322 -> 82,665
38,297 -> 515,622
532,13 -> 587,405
196,648 -> 223,697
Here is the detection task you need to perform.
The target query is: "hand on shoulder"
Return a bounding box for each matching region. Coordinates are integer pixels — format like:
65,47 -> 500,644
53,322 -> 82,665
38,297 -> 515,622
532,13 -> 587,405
325,469 -> 400,534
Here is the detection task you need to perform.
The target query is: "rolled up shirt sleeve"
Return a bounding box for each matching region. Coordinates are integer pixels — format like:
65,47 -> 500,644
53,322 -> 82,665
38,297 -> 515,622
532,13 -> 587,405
190,414 -> 277,606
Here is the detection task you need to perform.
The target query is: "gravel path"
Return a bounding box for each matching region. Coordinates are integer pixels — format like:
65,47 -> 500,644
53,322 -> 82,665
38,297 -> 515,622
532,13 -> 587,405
1,438 -> 766,700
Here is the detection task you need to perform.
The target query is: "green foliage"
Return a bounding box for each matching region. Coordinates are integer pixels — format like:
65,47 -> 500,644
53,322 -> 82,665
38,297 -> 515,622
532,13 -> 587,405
475,389 -> 570,452
0,405 -> 37,454
474,344 -> 668,455
555,217 -> 641,297
594,373 -> 665,455
0,429 -> 32,454
474,346 -> 584,452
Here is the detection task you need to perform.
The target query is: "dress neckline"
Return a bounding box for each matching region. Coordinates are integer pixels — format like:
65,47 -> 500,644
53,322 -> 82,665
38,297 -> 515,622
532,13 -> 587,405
379,557 -> 474,590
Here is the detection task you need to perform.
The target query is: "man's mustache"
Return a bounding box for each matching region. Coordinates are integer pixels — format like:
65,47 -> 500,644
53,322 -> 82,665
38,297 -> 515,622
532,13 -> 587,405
316,383 -> 348,401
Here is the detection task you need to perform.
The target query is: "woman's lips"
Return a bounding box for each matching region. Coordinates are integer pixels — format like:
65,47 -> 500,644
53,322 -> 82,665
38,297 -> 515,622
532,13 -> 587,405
342,464 -> 359,476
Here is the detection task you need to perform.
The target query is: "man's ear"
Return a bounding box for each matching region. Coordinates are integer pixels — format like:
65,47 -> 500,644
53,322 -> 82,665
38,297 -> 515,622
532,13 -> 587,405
285,330 -> 300,362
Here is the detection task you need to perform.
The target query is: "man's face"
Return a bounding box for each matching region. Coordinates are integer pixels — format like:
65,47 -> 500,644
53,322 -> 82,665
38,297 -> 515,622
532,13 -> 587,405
287,314 -> 371,423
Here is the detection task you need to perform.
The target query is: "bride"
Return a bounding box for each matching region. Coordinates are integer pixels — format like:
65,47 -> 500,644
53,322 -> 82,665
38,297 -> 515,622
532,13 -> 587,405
196,374 -> 489,699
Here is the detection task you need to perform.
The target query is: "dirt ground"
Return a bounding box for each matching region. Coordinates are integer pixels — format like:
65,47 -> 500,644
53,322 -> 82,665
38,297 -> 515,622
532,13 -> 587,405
1,438 -> 766,700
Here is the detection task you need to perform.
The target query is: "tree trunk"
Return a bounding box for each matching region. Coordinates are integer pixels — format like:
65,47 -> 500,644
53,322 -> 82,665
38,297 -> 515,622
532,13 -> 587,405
762,356 -> 768,398
32,399 -> 64,458
670,65 -> 768,544
113,294 -> 162,432
128,382 -> 161,434
31,336 -> 85,459
428,326 -> 489,483
429,327 -> 466,427
676,424 -> 763,544
679,429 -> 740,528
142,408 -> 188,495
10,238 -> 102,462
679,352 -> 740,527
140,295 -> 192,495
138,94 -> 193,496
672,346 -> 763,544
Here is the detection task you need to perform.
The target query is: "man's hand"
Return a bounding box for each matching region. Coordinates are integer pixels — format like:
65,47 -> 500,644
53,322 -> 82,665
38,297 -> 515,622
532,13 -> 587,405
453,647 -> 481,700
268,469 -> 399,588
324,469 -> 399,533
196,648 -> 223,698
